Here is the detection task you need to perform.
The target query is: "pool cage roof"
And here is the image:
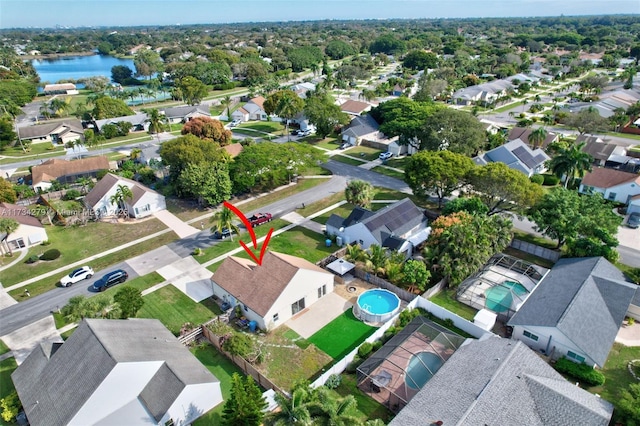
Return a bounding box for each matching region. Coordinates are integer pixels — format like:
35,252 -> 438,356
356,316 -> 467,412
456,254 -> 547,321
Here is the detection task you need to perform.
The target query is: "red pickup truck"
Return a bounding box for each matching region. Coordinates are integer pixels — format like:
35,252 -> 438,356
248,213 -> 272,228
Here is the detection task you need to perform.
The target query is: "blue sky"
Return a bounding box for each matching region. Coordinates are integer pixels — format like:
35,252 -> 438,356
1,0 -> 638,28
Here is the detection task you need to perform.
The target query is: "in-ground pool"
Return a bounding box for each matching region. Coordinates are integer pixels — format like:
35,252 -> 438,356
405,352 -> 444,390
485,280 -> 528,313
353,289 -> 401,323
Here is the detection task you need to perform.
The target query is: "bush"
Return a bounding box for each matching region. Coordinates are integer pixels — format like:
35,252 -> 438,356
530,174 -> 544,185
63,189 -> 81,200
26,255 -> 39,264
358,342 -> 373,359
40,248 -> 61,261
372,340 -> 383,351
345,356 -> 363,374
542,174 -> 560,186
0,391 -> 21,423
324,374 -> 342,389
554,357 -> 605,386
41,240 -> 51,246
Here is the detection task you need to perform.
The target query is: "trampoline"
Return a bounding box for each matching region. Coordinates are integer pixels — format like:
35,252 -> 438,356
485,280 -> 528,313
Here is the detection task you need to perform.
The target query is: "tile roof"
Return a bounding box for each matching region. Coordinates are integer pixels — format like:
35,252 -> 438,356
508,257 -> 637,367
581,167 -> 640,188
31,156 -> 109,185
18,120 -> 84,140
390,338 -> 613,426
211,251 -> 330,317
12,319 -> 217,426
0,202 -> 43,228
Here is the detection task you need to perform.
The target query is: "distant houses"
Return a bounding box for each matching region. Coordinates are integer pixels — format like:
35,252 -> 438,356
31,156 -> 110,192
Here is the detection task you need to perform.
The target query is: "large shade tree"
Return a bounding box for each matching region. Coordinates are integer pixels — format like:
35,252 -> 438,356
418,108 -> 486,156
547,141 -> 593,189
159,134 -> 230,181
263,90 -> 304,138
304,93 -> 350,138
181,116 -> 232,145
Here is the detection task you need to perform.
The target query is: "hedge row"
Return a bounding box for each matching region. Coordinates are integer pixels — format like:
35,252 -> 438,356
554,357 -> 605,386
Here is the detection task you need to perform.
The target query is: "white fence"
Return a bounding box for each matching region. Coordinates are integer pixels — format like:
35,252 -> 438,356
413,297 -> 494,339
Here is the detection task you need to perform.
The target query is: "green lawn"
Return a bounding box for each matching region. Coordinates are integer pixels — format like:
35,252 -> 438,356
309,137 -> 341,150
191,343 -> 247,426
512,229 -> 558,250
330,155 -> 367,166
313,203 -> 355,225
0,340 -> 9,356
429,289 -> 478,322
372,166 -> 405,180
137,285 -> 221,335
347,146 -> 382,161
308,310 -> 376,359
238,121 -> 284,134
331,374 -> 394,423
0,357 -> 17,402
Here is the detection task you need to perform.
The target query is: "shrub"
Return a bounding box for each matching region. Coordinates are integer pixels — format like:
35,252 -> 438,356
40,248 -> 61,261
0,391 -> 21,423
41,240 -> 51,246
542,174 -> 560,186
372,340 -> 383,351
324,374 -> 342,389
222,333 -> 254,357
554,357 -> 605,386
26,255 -> 39,264
443,318 -> 455,329
530,174 -> 544,185
345,356 -> 363,373
63,189 -> 81,200
192,248 -> 203,256
358,342 -> 373,358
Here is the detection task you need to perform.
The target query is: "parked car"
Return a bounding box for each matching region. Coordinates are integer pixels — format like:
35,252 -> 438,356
299,129 -> 313,137
60,266 -> 94,287
229,119 -> 241,127
340,142 -> 351,150
379,151 -> 393,161
248,213 -> 272,228
92,269 -> 128,292
213,228 -> 236,239
627,212 -> 640,229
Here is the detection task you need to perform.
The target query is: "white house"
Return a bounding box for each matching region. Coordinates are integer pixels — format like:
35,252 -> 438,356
12,319 -> 222,426
210,251 -> 334,331
93,113 -> 150,134
325,198 -> 430,257
242,96 -> 271,121
579,167 -> 640,206
0,202 -> 48,253
508,257 -> 637,368
18,120 -> 84,146
474,139 -> 550,177
84,173 -> 166,218
160,105 -> 211,124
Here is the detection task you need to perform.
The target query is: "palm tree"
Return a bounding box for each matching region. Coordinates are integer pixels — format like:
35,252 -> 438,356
308,387 -> 361,426
130,148 -> 142,162
365,244 -> 387,276
264,388 -> 314,426
144,108 -> 166,138
528,127 -> 547,149
344,180 -> 375,209
221,95 -> 232,121
344,243 -> 367,263
109,184 -> 134,217
75,177 -> 92,194
210,206 -> 239,242
547,142 -> 593,189
0,218 -> 19,256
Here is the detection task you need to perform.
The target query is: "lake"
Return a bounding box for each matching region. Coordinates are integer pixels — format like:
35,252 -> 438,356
31,54 -> 135,84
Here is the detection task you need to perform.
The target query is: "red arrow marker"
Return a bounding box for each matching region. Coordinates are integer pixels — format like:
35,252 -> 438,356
223,201 -> 274,266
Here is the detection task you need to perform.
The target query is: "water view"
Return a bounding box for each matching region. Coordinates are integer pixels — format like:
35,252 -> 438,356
31,54 -> 135,83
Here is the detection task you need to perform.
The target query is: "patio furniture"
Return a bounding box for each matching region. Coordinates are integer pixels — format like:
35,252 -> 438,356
372,370 -> 392,388
236,318 -> 250,329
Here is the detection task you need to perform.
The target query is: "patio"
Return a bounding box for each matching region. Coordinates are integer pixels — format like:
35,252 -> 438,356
286,292 -> 353,339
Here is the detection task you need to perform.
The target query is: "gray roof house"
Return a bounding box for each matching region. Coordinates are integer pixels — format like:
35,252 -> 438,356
508,257 -> 637,368
474,139 -> 550,177
12,319 -> 222,426
389,337 -> 614,426
160,105 -> 211,124
325,198 -> 430,256
94,112 -> 149,133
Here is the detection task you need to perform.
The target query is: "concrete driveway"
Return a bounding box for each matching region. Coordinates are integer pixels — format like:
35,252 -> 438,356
126,245 -> 183,276
286,292 -> 353,339
617,221 -> 640,250
156,257 -> 213,302
1,316 -> 62,365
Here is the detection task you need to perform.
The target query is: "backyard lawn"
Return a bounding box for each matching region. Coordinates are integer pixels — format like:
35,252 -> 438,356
0,357 -> 17,403
331,373 -> 394,423
331,154 -> 368,166
429,289 -> 478,322
137,285 -> 221,335
308,310 -> 376,359
191,343 -> 247,426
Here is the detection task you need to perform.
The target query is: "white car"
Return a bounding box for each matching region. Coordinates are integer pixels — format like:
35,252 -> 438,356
379,151 -> 393,161
60,266 -> 94,287
229,119 -> 241,127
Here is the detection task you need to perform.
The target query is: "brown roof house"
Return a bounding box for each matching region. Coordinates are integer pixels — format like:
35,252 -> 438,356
231,96 -> 275,122
0,202 -> 48,254
31,156 -> 110,192
18,120 -> 84,146
222,143 -> 244,158
84,173 -> 166,219
339,99 -> 372,116
210,251 -> 334,331
508,127 -> 559,150
579,167 -> 640,212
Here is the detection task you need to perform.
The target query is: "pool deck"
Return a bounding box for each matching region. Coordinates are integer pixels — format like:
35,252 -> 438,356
285,292 -> 353,339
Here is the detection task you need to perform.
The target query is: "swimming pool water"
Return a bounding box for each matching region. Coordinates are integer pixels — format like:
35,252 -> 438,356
405,352 -> 443,390
357,289 -> 400,315
485,281 -> 528,313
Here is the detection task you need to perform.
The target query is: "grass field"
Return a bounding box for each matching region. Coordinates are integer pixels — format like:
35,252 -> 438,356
191,343 -> 247,426
330,374 -> 394,423
0,340 -> 9,356
137,285 -> 221,335
347,146 -> 382,161
428,288 -> 478,321
308,310 -> 376,359
330,155 -> 367,166
372,166 -> 405,179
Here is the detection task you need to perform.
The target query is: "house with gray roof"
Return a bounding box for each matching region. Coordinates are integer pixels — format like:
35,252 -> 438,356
12,319 -> 222,426
390,337 -> 614,426
160,105 -> 211,124
84,173 -> 166,218
508,257 -> 637,368
452,79 -> 513,105
18,120 -> 84,146
474,139 -> 550,177
325,198 -> 430,257
94,112 -> 149,133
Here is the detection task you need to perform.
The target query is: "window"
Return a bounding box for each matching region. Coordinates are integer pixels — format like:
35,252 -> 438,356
243,304 -> 248,312
523,330 -> 539,341
273,313 -> 279,322
318,285 -> 327,298
291,298 -> 305,315
608,192 -> 616,201
567,351 -> 586,363
359,239 -> 364,245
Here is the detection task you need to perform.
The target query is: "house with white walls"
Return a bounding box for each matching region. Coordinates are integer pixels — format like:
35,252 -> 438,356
84,173 -> 166,218
579,167 -> 640,211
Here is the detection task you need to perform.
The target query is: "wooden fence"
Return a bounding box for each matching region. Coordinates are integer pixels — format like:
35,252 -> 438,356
352,267 -> 416,302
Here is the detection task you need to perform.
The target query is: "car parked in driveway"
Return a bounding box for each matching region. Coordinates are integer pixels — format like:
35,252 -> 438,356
229,119 -> 241,127
379,151 -> 393,161
92,269 -> 128,292
627,212 -> 640,229
213,228 -> 236,239
60,266 -> 94,287
248,213 -> 272,227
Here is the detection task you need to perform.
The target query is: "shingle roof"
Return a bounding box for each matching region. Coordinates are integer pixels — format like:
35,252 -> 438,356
84,173 -> 161,208
223,143 -> 244,158
508,257 -> 637,367
581,140 -> 617,162
507,127 -> 558,149
212,251 -> 330,317
18,120 -> 84,140
390,338 -> 613,426
480,139 -> 550,175
341,114 -> 380,138
362,198 -> 425,245
249,96 -> 266,110
339,99 -> 371,114
94,113 -> 148,131
161,105 -> 210,119
12,319 -> 217,426
581,167 -> 640,188
0,202 -> 43,228
31,156 -> 109,185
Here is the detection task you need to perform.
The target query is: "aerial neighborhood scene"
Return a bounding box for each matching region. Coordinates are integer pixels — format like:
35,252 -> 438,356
1,0 -> 640,424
